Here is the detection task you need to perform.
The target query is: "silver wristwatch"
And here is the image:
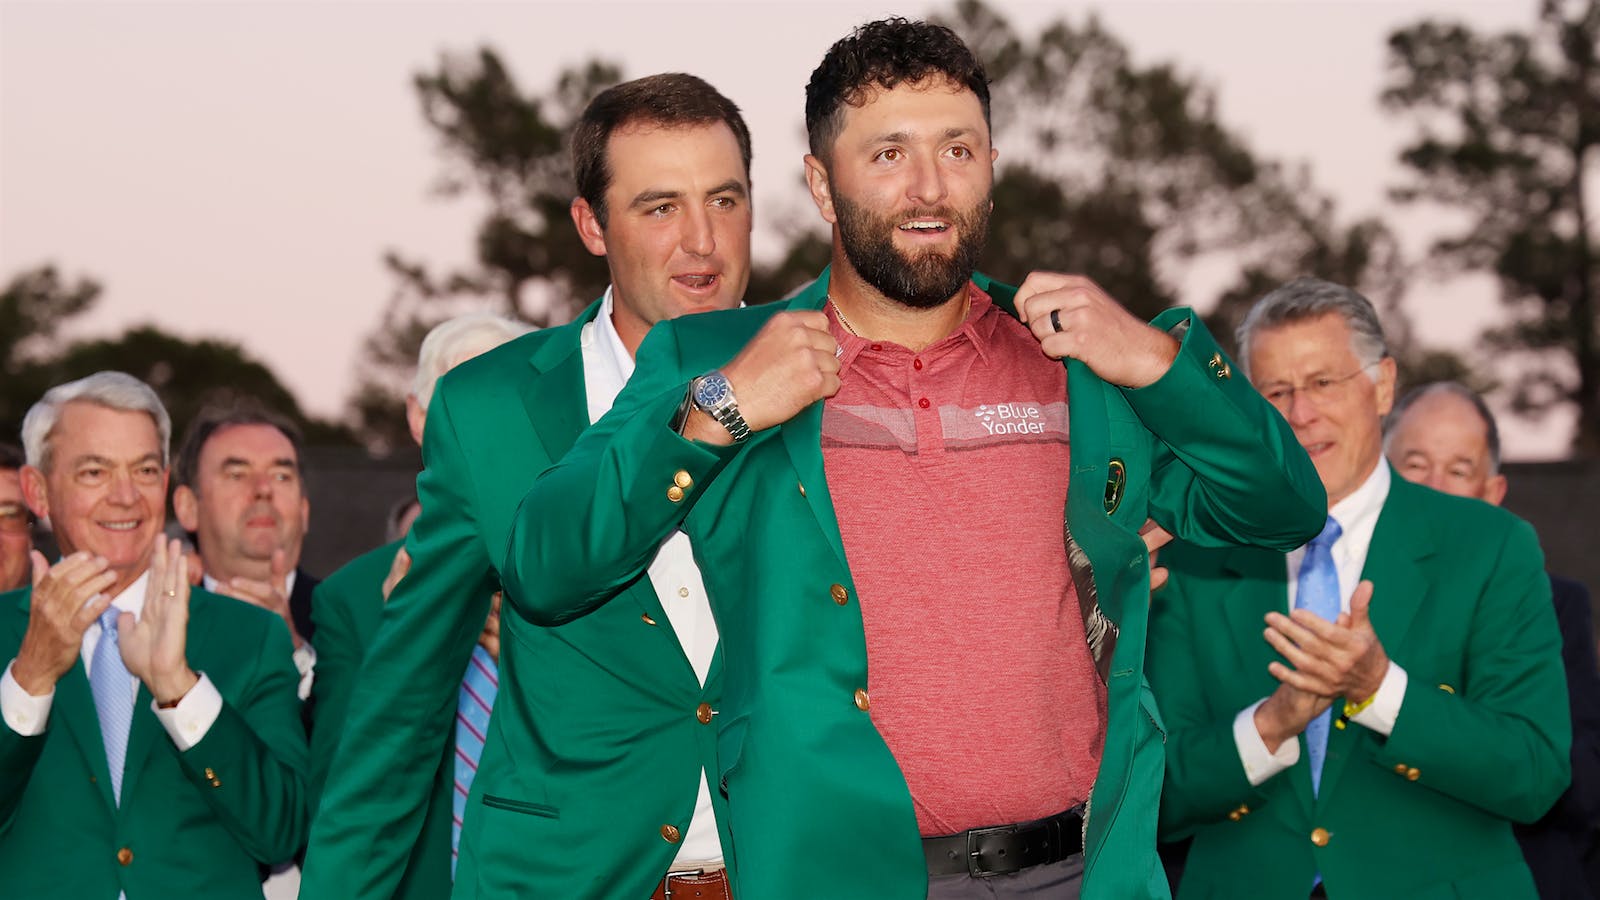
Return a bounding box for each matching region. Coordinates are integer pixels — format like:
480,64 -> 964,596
682,370 -> 750,442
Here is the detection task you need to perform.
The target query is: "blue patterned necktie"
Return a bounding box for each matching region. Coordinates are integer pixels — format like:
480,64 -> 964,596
89,608 -> 134,805
451,644 -> 498,876
1296,516 -> 1344,796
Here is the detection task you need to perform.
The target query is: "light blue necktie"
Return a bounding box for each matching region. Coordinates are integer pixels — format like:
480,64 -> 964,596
451,645 -> 498,877
1296,516 -> 1343,796
89,608 -> 134,805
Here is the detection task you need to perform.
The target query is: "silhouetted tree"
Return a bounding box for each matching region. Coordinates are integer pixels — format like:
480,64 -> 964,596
1383,0 -> 1599,451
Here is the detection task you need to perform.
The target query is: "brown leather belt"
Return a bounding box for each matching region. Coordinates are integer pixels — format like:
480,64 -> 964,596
923,806 -> 1085,877
649,867 -> 732,900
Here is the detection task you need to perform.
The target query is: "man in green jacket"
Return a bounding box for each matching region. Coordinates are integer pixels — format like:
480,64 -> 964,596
305,312 -> 528,899
0,371 -> 307,899
504,19 -> 1324,900
1147,278 -> 1570,899
299,73 -> 754,900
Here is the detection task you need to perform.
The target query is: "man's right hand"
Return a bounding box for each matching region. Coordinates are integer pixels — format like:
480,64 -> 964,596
683,311 -> 840,445
1252,682 -> 1335,754
11,551 -> 117,696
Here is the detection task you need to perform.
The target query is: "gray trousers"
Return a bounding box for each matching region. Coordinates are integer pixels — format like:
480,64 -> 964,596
925,854 -> 1084,899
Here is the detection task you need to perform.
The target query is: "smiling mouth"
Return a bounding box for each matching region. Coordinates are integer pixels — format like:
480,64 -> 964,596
674,274 -> 719,290
1302,440 -> 1334,457
99,520 -> 141,532
898,219 -> 950,234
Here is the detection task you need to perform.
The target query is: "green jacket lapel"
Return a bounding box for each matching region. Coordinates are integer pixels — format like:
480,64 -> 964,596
55,662 -> 117,810
1318,471 -> 1432,802
118,591 -> 222,808
518,299 -> 601,464
776,273 -> 852,572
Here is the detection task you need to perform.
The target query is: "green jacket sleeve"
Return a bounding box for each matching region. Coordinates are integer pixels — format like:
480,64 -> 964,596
175,610 -> 309,864
503,319 -> 738,626
1124,310 -> 1326,550
299,390 -> 496,900
1371,517 -> 1570,824
0,725 -> 45,837
306,557 -> 374,813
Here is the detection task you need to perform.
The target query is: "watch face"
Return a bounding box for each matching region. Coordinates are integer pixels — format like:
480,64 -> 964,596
693,373 -> 730,409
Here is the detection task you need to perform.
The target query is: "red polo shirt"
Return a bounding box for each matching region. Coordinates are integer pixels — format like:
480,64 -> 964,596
821,283 -> 1106,836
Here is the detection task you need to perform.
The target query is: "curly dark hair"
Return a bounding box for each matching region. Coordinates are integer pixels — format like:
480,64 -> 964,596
805,17 -> 991,163
572,73 -> 752,229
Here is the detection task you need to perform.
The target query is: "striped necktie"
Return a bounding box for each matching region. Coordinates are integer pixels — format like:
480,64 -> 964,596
89,608 -> 135,805
1296,515 -> 1344,795
451,644 -> 497,875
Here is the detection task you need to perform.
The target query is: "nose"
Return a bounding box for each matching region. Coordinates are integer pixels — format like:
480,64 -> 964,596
680,204 -> 715,258
107,470 -> 139,506
906,152 -> 948,208
1285,388 -> 1320,428
251,473 -> 275,499
1425,469 -> 1451,494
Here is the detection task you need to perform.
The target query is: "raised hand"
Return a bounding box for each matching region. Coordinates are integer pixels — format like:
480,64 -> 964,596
479,591 -> 502,664
381,546 -> 411,603
10,551 -> 118,695
684,310 -> 841,444
1252,682 -> 1337,754
1014,272 -> 1179,389
216,548 -> 302,648
119,539 -> 198,705
1140,519 -> 1173,591
1263,580 -> 1388,702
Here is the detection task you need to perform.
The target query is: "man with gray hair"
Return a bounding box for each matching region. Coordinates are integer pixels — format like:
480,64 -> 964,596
0,371 -> 307,898
1386,381 -> 1600,900
306,311 -> 528,898
1148,278 -> 1570,898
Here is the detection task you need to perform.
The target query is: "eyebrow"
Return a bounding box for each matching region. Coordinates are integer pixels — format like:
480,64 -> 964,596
73,453 -> 161,467
868,126 -> 977,145
222,456 -> 298,469
630,180 -> 748,209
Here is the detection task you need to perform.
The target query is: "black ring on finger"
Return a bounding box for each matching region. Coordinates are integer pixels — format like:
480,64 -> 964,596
1050,309 -> 1063,333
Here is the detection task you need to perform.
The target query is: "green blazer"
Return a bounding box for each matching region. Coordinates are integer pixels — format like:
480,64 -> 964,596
504,271 -> 1326,900
1148,470 -> 1570,899
299,300 -> 731,900
308,540 -> 454,900
0,586 -> 308,899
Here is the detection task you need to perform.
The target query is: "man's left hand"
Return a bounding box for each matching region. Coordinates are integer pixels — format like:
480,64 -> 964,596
120,539 -> 200,705
1015,272 -> 1179,388
479,592 -> 501,665
1263,580 -> 1389,702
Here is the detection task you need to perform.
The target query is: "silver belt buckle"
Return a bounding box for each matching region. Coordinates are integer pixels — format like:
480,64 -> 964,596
662,867 -> 705,899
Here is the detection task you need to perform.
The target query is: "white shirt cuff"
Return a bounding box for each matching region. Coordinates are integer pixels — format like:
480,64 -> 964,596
152,672 -> 223,751
1,660 -> 53,737
1349,661 -> 1407,736
292,643 -> 316,702
1234,698 -> 1299,786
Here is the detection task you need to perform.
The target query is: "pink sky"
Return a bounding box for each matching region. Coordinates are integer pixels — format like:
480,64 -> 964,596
1,0 -> 1563,455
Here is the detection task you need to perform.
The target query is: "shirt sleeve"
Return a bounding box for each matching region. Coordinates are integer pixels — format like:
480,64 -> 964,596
1234,698 -> 1300,786
152,672 -> 224,750
1350,660 -> 1407,736
0,660 -> 53,737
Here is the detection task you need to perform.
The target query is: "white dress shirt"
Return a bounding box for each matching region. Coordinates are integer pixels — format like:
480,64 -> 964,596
1,568 -> 225,750
581,287 -> 724,864
203,570 -> 314,701
1234,461 -> 1411,785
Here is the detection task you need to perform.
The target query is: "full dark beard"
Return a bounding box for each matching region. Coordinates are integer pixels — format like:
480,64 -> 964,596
834,194 -> 990,309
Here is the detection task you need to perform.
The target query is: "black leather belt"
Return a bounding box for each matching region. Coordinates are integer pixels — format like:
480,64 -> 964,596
923,806 -> 1084,877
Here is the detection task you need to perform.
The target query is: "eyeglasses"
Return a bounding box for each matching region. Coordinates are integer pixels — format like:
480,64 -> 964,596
0,502 -> 33,535
1256,363 -> 1377,413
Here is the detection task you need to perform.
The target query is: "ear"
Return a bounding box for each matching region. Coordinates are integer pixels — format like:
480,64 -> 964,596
1373,357 -> 1399,417
405,394 -> 427,447
570,197 -> 608,257
172,484 -> 200,533
804,154 -> 837,225
19,465 -> 49,523
1482,473 -> 1508,506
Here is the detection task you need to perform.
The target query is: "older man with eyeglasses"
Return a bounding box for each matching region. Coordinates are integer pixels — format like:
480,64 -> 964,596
0,443 -> 33,593
1147,277 -> 1570,899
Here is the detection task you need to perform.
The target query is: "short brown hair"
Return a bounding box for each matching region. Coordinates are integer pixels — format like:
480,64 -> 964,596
172,400 -> 305,494
571,73 -> 752,229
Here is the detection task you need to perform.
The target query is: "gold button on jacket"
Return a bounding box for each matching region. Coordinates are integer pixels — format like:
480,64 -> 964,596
696,703 -> 714,725
1310,827 -> 1330,847
117,847 -> 133,866
830,584 -> 849,604
666,485 -> 685,503
853,689 -> 870,711
660,824 -> 681,843
673,470 -> 693,489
